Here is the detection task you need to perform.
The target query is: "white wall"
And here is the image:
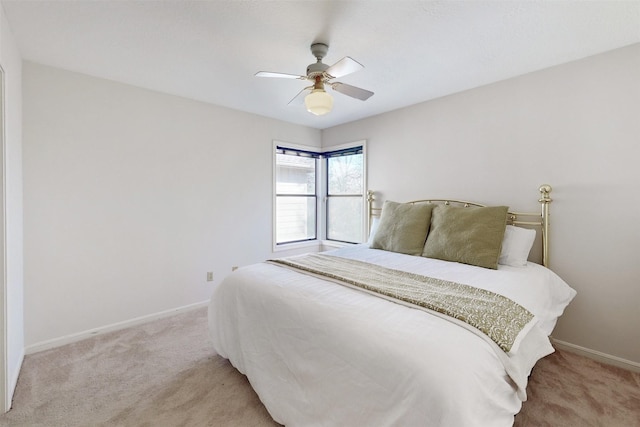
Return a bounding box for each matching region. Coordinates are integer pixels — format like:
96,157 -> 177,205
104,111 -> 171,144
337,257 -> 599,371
22,44 -> 640,366
323,43 -> 640,365
0,3 -> 23,410
22,62 -> 321,348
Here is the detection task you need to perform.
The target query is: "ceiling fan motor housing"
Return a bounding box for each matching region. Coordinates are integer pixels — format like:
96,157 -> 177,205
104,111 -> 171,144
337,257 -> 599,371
307,62 -> 329,77
307,43 -> 330,77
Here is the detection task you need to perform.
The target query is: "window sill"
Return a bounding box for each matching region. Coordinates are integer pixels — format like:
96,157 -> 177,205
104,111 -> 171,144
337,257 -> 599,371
273,240 -> 321,253
320,240 -> 357,251
272,239 -> 359,255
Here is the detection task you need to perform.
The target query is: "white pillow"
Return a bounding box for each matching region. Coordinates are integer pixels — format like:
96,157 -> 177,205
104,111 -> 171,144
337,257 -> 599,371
499,225 -> 536,267
366,217 -> 380,245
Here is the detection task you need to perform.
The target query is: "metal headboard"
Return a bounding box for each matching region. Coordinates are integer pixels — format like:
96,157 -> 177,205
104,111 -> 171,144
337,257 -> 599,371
367,184 -> 553,267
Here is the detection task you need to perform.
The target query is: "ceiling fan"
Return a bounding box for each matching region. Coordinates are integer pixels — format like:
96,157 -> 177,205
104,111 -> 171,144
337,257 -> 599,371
255,43 -> 374,116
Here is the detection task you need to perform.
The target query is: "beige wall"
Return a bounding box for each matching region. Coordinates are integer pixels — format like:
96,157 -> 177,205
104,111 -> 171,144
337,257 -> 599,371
322,43 -> 640,365
22,62 -> 321,348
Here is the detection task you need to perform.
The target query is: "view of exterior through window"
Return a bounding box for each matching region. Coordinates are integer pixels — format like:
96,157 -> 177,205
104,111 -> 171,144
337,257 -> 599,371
275,151 -> 317,244
275,144 -> 365,246
326,150 -> 364,243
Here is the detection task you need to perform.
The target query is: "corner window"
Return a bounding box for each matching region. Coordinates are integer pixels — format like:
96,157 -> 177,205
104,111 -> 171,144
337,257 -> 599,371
274,141 -> 366,248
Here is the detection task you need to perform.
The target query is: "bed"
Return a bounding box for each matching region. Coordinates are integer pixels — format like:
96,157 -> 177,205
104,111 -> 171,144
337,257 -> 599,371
208,185 -> 576,426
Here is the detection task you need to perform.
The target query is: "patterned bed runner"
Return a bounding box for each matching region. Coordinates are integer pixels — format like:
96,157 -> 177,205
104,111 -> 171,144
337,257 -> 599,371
268,253 -> 533,353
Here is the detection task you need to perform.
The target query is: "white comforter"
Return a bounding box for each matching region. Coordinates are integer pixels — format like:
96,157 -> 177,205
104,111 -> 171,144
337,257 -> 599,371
208,245 -> 576,426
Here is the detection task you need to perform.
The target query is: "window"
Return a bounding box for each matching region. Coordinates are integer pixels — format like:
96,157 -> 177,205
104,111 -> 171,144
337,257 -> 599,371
275,147 -> 318,244
274,141 -> 366,248
325,147 -> 364,243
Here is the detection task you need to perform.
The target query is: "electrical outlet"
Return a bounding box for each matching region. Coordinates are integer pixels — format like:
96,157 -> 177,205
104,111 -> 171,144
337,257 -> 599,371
206,272 -> 213,281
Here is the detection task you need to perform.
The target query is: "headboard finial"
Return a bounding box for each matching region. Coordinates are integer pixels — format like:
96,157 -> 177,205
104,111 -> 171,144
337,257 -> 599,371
367,190 -> 375,204
539,184 -> 552,203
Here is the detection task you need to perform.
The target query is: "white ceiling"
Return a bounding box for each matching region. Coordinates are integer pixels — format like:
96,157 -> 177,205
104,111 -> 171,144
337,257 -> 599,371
2,1 -> 639,129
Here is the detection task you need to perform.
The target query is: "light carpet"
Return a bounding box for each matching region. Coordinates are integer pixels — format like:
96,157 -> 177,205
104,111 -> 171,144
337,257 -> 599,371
0,307 -> 638,426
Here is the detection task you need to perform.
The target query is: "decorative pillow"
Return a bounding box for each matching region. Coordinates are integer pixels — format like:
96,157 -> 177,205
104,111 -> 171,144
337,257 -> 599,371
422,205 -> 509,269
370,201 -> 434,255
498,225 -> 536,267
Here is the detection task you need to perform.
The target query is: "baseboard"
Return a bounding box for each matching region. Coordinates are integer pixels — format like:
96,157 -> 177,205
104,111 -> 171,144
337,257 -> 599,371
25,301 -> 209,355
551,338 -> 640,373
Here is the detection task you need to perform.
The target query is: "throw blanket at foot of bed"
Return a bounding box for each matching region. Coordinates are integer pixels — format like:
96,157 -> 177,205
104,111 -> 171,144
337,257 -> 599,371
268,253 -> 534,354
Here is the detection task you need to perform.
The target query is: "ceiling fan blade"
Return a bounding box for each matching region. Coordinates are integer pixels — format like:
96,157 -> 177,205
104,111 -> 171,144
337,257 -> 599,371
288,87 -> 311,106
255,71 -> 306,80
324,57 -> 364,79
331,82 -> 374,101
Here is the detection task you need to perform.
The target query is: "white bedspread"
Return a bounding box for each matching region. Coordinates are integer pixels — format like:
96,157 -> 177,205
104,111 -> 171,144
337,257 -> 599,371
208,245 -> 576,426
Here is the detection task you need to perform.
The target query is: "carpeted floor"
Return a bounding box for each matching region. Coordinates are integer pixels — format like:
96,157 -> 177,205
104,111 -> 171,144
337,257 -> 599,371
0,307 -> 638,426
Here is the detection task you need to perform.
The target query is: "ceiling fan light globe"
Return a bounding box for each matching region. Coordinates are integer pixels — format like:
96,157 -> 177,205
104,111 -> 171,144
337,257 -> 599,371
304,89 -> 333,116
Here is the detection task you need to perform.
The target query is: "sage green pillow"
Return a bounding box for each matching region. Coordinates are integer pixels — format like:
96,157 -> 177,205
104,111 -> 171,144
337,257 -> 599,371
370,201 -> 434,255
422,205 -> 508,269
